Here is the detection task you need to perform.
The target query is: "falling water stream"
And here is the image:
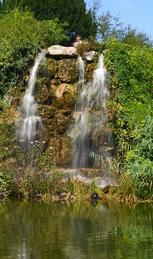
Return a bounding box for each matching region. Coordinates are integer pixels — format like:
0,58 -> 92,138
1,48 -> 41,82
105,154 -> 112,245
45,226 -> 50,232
77,55 -> 85,87
72,54 -> 113,170
20,50 -> 46,145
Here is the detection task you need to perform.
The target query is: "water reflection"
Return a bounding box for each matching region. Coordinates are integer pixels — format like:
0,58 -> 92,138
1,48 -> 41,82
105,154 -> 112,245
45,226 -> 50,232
0,200 -> 153,259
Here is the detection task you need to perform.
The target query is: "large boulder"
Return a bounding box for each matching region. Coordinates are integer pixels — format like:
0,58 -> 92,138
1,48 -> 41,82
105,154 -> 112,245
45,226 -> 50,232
48,45 -> 77,57
53,83 -> 77,109
83,50 -> 96,61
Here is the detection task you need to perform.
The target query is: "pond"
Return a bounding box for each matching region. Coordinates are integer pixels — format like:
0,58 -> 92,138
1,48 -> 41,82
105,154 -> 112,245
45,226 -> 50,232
0,200 -> 153,259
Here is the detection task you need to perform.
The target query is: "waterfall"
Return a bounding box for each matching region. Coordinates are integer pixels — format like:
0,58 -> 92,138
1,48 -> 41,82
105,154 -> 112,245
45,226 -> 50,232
77,56 -> 85,88
19,50 -> 46,145
72,54 -> 113,170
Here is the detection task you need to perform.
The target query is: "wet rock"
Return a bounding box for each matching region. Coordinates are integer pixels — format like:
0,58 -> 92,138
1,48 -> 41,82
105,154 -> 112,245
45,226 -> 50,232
52,83 -> 77,109
91,192 -> 101,201
83,50 -> 96,61
59,192 -> 67,199
38,59 -> 57,80
38,105 -> 57,120
51,79 -> 57,86
41,135 -> 72,167
36,82 -> 52,104
48,45 -> 77,57
55,83 -> 68,98
56,136 -> 72,166
38,106 -> 57,136
46,59 -> 57,77
86,63 -> 95,82
57,59 -> 78,83
56,110 -> 71,134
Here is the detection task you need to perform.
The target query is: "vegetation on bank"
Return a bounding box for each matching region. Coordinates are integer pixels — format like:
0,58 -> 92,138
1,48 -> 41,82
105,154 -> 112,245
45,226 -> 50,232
105,39 -> 153,200
0,1 -> 153,201
0,167 -> 105,202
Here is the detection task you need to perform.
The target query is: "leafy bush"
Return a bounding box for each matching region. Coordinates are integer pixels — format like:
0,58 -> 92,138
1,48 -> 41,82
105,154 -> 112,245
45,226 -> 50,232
11,169 -> 64,198
8,168 -> 102,201
104,39 -> 153,199
124,116 -> 153,199
105,39 -> 153,153
0,9 -> 68,97
0,170 -> 11,199
126,158 -> 153,199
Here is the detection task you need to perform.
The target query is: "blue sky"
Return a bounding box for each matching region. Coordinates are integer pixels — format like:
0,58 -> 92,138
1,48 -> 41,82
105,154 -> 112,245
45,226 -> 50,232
86,0 -> 153,39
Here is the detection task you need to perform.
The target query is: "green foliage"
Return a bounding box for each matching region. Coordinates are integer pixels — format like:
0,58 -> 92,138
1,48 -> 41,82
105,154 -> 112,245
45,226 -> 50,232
97,12 -> 124,41
97,12 -> 152,47
0,170 -> 11,199
115,175 -> 137,201
126,158 -> 153,199
0,9 -> 67,97
0,123 -> 14,160
36,151 -> 56,171
1,0 -> 96,39
124,116 -> 153,199
0,98 -> 10,112
11,169 -> 64,199
123,27 -> 152,47
104,39 -> 153,199
6,168 -> 102,201
136,116 -> 153,160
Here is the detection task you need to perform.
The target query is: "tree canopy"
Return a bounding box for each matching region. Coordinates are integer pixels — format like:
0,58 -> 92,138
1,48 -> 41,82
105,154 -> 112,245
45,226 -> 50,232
0,9 -> 67,97
1,0 -> 97,39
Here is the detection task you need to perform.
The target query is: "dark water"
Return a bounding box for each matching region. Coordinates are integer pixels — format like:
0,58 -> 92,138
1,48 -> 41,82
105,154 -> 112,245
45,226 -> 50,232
0,201 -> 153,259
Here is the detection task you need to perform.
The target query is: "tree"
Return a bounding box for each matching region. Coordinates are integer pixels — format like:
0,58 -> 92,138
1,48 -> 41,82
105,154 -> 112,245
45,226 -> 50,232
0,10 -> 67,97
123,26 -> 152,47
97,11 -> 152,47
1,0 -> 97,39
98,12 -> 122,41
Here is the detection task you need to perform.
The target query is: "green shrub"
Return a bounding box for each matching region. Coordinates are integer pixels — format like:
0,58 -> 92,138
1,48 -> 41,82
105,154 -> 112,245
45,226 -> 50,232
0,9 -> 68,97
0,170 -> 11,199
104,39 -> 153,199
10,169 -> 102,201
125,157 -> 153,199
11,169 -> 64,198
124,116 -> 153,199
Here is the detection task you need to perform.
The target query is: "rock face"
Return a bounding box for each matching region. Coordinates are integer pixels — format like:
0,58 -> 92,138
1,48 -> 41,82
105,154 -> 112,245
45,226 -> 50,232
31,55 -> 78,167
57,59 -> 78,83
32,52 -> 95,167
3,47 -> 97,169
48,45 -> 77,57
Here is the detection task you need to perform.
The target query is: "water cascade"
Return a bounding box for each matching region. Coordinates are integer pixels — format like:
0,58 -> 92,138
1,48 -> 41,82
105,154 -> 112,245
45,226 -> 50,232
72,54 -> 113,170
77,55 -> 85,88
19,50 -> 46,146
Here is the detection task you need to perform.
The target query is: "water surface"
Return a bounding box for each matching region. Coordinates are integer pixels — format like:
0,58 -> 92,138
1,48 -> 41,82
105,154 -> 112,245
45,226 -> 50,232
0,200 -> 153,259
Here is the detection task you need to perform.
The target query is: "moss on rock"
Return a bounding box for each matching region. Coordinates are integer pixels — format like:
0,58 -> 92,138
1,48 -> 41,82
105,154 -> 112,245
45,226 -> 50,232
57,59 -> 78,83
86,63 -> 95,82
